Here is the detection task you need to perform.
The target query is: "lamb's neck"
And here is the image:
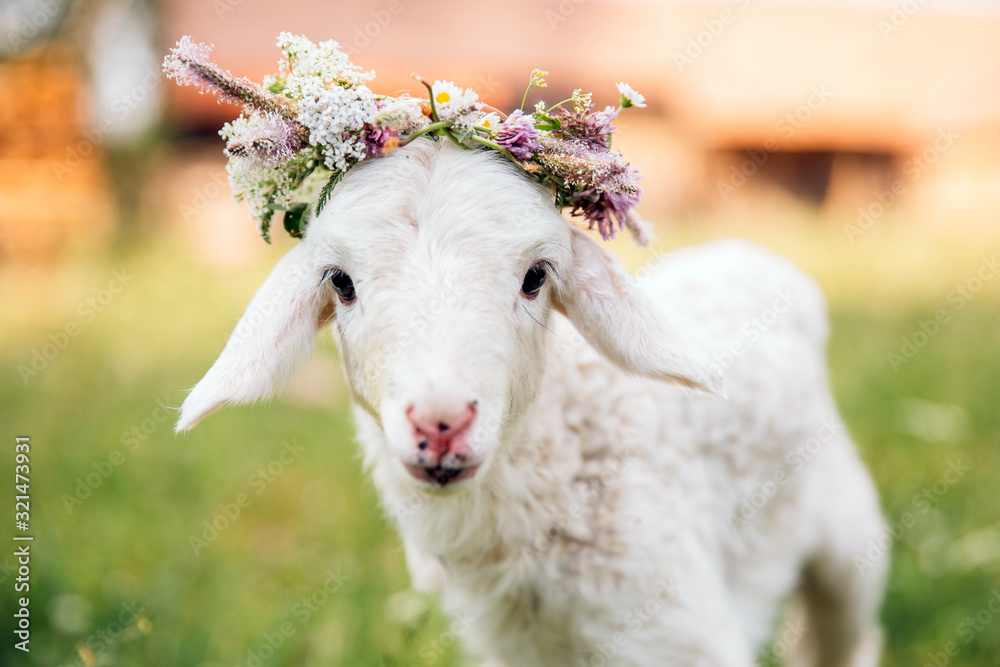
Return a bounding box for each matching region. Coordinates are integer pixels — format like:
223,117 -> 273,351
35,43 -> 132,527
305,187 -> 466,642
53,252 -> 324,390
379,443 -> 557,570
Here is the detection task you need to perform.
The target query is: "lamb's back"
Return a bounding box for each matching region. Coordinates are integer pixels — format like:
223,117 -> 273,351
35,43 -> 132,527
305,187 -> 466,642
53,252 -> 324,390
642,239 -> 841,523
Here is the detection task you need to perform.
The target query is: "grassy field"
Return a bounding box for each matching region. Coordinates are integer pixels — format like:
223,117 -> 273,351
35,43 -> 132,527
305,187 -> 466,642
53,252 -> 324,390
2,217 -> 999,666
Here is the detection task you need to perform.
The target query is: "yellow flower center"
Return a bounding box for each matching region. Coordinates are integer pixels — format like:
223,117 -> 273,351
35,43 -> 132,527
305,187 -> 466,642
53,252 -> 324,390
436,91 -> 450,104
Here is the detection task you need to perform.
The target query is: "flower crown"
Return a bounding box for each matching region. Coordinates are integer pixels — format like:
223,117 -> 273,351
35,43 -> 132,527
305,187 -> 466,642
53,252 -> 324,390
163,34 -> 649,244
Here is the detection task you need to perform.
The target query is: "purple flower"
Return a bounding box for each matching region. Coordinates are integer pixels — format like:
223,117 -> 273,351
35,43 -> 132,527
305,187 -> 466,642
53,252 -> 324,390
360,123 -> 400,159
163,36 -> 294,120
551,104 -> 618,149
495,109 -> 541,160
573,185 -> 642,241
537,138 -> 636,192
538,137 -> 642,240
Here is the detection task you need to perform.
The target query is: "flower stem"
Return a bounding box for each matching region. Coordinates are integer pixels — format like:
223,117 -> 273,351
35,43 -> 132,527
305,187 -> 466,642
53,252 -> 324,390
399,120 -> 455,146
468,135 -> 516,162
545,98 -> 575,114
413,75 -> 442,123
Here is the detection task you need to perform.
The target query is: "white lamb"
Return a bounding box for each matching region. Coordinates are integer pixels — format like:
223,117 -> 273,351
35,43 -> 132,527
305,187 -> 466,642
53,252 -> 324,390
176,139 -> 887,666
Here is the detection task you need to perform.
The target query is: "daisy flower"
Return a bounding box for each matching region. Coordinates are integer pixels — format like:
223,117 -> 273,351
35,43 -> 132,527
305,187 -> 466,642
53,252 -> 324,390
616,82 -> 646,109
163,34 -> 650,244
431,80 -> 480,120
477,113 -> 502,132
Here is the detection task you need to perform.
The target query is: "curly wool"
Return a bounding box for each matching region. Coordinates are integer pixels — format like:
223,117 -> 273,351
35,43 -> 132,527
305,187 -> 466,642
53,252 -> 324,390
176,142 -> 887,666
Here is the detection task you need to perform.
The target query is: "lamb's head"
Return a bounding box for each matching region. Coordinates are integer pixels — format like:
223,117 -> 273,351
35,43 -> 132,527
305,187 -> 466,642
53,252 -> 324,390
176,139 -> 722,492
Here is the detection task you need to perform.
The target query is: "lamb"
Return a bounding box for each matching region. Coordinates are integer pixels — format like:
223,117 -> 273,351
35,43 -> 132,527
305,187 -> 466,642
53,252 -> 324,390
176,138 -> 888,666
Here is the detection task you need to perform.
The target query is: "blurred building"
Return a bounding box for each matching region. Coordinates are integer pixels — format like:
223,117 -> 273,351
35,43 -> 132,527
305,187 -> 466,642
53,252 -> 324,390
161,0 -> 1000,226
0,45 -> 115,258
0,0 -> 161,259
3,0 -> 998,259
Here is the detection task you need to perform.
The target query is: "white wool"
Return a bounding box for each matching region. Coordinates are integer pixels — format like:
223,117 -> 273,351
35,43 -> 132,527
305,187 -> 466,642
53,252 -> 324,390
177,140 -> 887,666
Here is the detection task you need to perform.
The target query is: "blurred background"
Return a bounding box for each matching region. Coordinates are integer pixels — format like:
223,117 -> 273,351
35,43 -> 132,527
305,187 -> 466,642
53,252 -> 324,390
1,0 -> 999,665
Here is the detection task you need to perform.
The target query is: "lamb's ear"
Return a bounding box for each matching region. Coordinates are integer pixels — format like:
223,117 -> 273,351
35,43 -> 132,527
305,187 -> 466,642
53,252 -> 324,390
551,228 -> 724,395
176,242 -> 332,432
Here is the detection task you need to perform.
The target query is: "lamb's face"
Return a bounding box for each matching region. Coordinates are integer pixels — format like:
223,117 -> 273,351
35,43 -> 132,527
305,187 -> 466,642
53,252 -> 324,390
176,140 -> 721,496
308,141 -> 573,490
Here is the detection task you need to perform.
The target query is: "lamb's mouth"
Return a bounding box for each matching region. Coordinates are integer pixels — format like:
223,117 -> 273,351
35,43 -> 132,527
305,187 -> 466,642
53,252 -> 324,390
403,462 -> 480,487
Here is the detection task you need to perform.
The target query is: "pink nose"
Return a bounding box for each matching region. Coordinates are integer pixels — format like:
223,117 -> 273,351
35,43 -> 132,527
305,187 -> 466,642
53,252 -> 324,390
405,402 -> 477,461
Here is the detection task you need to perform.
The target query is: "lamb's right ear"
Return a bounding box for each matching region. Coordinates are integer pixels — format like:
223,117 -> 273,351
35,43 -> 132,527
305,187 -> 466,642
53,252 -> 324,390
176,242 -> 332,432
552,227 -> 724,395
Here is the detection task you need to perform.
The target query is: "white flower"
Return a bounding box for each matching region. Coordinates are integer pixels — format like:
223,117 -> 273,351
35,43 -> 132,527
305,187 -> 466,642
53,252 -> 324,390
430,80 -> 480,120
616,82 -> 646,109
375,97 -> 428,133
297,81 -> 378,172
226,159 -> 293,233
571,88 -> 593,111
277,32 -> 375,98
477,112 -> 501,132
528,69 -> 548,88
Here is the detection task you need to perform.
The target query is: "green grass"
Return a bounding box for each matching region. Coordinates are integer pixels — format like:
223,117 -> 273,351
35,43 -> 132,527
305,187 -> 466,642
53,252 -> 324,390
2,223 -> 998,666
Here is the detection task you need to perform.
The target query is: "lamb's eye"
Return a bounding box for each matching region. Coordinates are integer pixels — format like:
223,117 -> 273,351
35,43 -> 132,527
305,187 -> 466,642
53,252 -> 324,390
520,262 -> 548,299
326,269 -> 356,304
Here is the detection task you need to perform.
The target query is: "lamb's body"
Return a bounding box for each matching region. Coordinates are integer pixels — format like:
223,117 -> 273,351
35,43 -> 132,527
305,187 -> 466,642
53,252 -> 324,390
365,240 -> 886,666
178,140 -> 886,666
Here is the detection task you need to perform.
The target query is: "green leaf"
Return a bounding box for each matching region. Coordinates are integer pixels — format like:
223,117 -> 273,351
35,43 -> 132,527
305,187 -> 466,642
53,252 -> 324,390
259,209 -> 275,244
315,170 -> 345,217
266,77 -> 288,95
533,114 -> 560,131
283,202 -> 310,239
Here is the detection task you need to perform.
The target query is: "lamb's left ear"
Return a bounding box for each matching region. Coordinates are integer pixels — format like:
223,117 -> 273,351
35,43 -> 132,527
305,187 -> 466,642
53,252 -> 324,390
176,242 -> 332,432
552,227 -> 724,395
